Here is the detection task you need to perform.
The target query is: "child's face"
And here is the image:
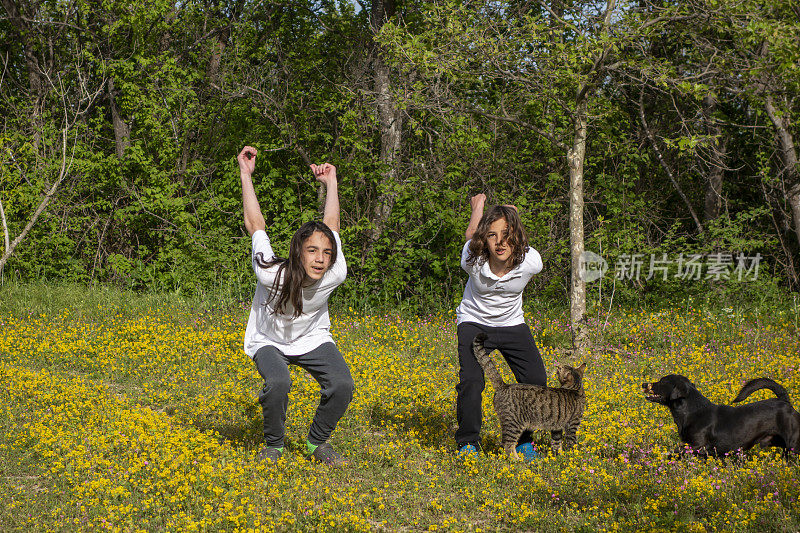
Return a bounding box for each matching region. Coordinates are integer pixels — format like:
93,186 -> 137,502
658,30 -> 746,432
301,231 -> 333,281
486,217 -> 513,264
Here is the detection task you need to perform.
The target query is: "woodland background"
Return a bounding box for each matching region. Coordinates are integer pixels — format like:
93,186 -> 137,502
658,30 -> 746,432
2,0 -> 799,312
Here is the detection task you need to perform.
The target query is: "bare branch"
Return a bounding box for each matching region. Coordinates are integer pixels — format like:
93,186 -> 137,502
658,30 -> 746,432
464,105 -> 570,151
0,49 -> 105,277
637,13 -> 697,31
0,196 -> 8,257
638,89 -> 704,234
0,122 -> 72,274
229,81 -> 314,166
0,50 -> 8,93
537,0 -> 583,37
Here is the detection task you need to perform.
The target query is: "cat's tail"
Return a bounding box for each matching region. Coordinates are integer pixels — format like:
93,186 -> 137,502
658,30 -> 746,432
472,333 -> 507,390
732,378 -> 792,405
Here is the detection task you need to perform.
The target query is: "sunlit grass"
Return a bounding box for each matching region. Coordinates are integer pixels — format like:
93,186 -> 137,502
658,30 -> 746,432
1,286 -> 798,531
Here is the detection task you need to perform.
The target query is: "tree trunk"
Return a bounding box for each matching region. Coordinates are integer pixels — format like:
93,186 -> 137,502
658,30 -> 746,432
568,98 -> 588,355
0,197 -> 9,256
367,0 -> 402,246
2,0 -> 45,142
761,181 -> 799,285
704,158 -> 725,222
701,95 -> 726,222
788,183 -> 800,252
764,94 -> 800,250
565,0 -> 615,356
207,26 -> 230,88
370,56 -> 403,242
108,77 -> 131,158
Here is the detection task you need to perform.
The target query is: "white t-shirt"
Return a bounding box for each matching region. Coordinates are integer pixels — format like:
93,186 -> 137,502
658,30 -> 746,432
456,240 -> 543,327
243,229 -> 346,357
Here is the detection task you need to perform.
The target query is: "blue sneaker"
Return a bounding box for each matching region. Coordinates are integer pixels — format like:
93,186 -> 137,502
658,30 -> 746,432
515,442 -> 539,462
457,444 -> 480,458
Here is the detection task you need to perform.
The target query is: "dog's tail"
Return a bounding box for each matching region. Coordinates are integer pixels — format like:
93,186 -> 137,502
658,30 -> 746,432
732,378 -> 792,404
472,333 -> 507,390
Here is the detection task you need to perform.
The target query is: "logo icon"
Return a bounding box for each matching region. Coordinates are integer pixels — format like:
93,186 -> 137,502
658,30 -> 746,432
579,251 -> 608,282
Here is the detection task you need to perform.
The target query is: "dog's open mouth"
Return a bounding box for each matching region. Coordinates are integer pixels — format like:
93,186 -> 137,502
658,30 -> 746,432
642,383 -> 664,402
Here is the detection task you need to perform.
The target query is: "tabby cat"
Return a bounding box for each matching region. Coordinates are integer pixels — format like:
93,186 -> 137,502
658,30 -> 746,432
472,332 -> 587,458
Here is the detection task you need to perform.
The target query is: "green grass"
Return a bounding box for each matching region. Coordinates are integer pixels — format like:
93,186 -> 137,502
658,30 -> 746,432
1,283 -> 799,532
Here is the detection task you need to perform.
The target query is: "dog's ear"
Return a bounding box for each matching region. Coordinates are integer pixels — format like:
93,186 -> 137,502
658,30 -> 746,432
669,380 -> 692,401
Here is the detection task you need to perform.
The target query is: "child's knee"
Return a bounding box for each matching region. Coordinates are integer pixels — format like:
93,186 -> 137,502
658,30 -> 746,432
261,375 -> 292,399
327,376 -> 354,401
456,378 -> 485,395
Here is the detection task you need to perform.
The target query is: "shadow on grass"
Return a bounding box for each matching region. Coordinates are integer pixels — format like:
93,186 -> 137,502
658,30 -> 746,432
164,401 -> 264,449
364,401 -> 558,453
367,401 -> 454,448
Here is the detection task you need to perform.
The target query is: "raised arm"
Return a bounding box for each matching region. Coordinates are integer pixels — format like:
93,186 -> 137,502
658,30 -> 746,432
239,146 -> 266,236
311,163 -> 340,233
465,193 -> 486,241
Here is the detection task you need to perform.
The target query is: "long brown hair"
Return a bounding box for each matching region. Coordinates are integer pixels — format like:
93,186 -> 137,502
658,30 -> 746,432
254,221 -> 337,318
466,205 -> 528,269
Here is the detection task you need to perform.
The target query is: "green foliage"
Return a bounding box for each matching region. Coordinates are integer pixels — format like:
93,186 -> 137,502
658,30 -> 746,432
1,0 -> 798,307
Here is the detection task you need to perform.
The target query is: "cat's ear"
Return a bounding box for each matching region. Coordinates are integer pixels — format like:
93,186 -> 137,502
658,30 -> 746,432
576,363 -> 586,374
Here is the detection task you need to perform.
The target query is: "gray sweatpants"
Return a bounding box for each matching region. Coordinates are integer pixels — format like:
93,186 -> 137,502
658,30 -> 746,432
253,342 -> 354,448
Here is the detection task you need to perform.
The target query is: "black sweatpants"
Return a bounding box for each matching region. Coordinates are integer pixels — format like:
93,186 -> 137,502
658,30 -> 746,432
455,321 -> 547,448
254,342 -> 354,448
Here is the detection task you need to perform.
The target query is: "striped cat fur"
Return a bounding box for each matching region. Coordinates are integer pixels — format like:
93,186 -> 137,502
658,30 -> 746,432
472,332 -> 587,459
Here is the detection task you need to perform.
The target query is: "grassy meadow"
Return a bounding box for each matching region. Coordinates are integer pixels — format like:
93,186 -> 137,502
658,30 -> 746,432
1,284 -> 799,532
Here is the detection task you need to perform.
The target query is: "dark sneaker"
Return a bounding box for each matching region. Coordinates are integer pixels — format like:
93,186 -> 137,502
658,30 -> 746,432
310,442 -> 346,466
257,446 -> 283,463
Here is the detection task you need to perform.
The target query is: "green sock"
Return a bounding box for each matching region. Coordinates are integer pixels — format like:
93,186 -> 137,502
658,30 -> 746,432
306,440 -> 319,454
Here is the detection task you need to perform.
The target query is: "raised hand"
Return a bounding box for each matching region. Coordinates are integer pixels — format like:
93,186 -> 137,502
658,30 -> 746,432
310,163 -> 337,185
466,193 -> 487,241
470,193 -> 487,212
239,145 -> 264,235
238,146 -> 258,176
310,163 -> 340,232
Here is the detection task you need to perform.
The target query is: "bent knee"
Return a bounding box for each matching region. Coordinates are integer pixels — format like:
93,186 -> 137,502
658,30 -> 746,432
263,376 -> 292,396
456,378 -> 485,393
335,377 -> 356,396
326,377 -> 355,400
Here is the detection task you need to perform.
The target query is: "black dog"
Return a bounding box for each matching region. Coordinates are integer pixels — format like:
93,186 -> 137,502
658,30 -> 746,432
642,375 -> 800,457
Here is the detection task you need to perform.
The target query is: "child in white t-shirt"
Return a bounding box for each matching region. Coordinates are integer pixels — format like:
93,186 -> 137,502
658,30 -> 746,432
455,194 -> 546,461
238,146 -> 353,466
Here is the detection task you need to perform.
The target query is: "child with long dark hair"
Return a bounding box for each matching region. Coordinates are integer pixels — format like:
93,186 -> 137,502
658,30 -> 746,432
238,145 -> 353,466
455,193 -> 547,460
